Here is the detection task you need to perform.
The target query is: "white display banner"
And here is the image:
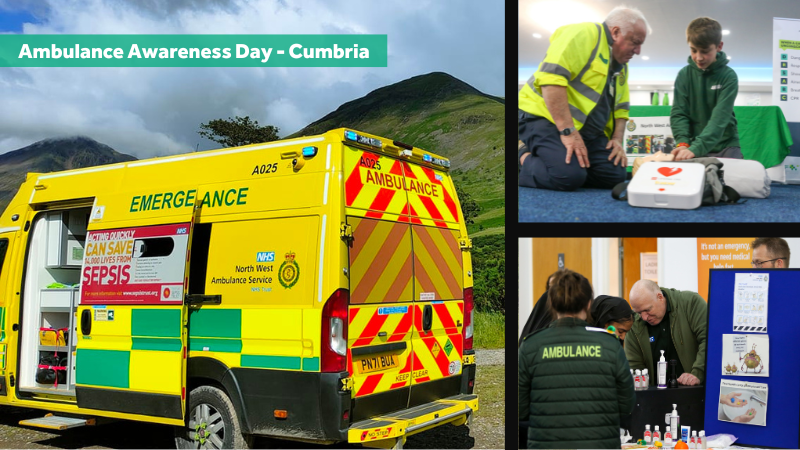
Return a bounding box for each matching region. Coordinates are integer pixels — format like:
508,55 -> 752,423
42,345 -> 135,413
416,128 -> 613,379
623,116 -> 674,164
773,17 -> 800,121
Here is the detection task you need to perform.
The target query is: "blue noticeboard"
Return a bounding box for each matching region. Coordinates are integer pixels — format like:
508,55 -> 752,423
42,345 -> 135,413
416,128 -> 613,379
705,269 -> 800,448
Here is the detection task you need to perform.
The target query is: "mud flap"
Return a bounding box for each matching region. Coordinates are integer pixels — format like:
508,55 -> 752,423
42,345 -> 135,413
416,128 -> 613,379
348,394 -> 477,448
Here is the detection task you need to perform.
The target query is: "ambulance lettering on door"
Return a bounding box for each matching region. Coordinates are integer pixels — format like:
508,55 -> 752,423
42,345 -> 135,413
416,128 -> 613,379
81,223 -> 189,305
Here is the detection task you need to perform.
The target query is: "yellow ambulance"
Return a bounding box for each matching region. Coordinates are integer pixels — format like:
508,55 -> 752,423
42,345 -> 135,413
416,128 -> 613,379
0,128 -> 478,449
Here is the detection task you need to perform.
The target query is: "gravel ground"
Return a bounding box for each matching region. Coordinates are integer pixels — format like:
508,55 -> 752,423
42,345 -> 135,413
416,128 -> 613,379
0,349 -> 505,449
474,348 -> 505,366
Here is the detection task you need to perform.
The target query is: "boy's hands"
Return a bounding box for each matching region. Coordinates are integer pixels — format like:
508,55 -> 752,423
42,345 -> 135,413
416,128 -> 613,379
672,147 -> 695,161
607,138 -> 627,167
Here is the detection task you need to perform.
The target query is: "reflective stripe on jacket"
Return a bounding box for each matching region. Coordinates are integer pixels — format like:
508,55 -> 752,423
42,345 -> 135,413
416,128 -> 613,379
518,22 -> 630,139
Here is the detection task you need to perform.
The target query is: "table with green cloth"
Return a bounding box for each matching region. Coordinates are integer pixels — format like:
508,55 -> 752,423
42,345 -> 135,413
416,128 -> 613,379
628,105 -> 794,168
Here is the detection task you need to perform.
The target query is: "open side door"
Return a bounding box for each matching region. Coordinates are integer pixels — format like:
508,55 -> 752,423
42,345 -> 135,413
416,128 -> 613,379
0,230 -> 14,384
75,216 -> 195,423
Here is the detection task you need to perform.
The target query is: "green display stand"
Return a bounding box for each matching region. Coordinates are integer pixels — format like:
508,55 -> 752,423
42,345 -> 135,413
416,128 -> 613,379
628,105 -> 794,168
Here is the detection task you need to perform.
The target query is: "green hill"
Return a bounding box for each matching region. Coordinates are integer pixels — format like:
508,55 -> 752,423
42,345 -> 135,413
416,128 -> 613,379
289,72 -> 505,235
0,136 -> 137,212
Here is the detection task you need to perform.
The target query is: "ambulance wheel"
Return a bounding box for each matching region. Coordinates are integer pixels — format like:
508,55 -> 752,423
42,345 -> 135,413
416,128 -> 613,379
175,385 -> 254,449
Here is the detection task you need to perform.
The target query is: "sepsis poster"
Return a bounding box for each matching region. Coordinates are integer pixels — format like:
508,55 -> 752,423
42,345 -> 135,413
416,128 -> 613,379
80,223 -> 190,304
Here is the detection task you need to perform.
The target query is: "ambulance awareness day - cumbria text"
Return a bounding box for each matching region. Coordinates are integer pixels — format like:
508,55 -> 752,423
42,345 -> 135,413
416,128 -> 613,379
18,43 -> 370,62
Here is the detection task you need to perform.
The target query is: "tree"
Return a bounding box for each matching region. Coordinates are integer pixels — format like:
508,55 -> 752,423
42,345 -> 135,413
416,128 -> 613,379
198,116 -> 280,148
455,186 -> 480,225
471,234 -> 505,313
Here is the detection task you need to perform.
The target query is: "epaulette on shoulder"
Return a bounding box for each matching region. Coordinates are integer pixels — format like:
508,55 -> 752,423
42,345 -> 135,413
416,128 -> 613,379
585,326 -> 618,340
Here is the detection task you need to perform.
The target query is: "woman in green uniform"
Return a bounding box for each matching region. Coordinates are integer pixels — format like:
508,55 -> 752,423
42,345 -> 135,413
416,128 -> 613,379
519,269 -> 635,449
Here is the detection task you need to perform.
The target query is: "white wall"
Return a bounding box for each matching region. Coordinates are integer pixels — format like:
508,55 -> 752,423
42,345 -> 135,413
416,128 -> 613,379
607,238 -> 620,297
658,238 -> 699,292
629,90 -> 771,106
786,239 -> 800,266
519,83 -> 773,107
519,238 -> 533,338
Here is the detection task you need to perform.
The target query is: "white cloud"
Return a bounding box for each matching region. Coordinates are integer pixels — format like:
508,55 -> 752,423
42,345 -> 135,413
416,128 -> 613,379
0,0 -> 504,157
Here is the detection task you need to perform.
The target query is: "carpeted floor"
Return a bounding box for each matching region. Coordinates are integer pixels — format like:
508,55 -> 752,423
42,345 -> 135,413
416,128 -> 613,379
519,184 -> 800,222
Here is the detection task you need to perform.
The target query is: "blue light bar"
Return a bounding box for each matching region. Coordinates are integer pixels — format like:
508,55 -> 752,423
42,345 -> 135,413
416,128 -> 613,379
302,146 -> 318,157
423,154 -> 432,162
344,130 -> 382,149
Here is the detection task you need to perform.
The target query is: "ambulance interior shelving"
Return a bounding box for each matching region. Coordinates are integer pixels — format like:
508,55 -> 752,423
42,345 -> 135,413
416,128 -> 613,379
19,208 -> 90,395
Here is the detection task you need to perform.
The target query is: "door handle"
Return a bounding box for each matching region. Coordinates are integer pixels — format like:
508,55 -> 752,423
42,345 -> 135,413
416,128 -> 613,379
80,309 -> 92,336
422,305 -> 433,332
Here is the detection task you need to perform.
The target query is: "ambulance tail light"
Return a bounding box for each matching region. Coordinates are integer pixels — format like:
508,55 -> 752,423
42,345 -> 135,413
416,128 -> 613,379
322,289 -> 349,372
463,288 -> 474,351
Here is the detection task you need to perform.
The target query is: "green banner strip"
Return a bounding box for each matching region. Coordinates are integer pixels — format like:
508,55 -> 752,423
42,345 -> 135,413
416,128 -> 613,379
189,309 -> 241,339
0,34 -> 387,67
131,337 -> 182,352
76,349 -> 130,388
241,354 -> 301,370
188,338 -> 243,353
132,309 -> 181,338
302,357 -> 320,372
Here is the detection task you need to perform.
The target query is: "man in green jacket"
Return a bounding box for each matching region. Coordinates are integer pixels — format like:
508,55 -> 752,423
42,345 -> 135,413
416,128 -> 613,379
626,280 -> 708,386
670,17 -> 741,161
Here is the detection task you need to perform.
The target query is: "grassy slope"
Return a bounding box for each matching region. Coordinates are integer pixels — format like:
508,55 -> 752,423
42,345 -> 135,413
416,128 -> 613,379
289,72 -> 504,234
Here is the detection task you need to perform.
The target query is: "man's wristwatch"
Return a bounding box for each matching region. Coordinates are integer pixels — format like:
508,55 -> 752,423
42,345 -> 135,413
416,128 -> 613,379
559,126 -> 577,136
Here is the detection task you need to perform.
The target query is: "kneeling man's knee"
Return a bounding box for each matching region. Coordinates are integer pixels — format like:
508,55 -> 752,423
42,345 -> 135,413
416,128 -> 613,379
552,166 -> 587,191
611,164 -> 627,184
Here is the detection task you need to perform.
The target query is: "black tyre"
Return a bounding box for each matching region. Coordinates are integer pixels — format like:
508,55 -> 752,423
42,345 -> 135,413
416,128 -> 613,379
174,385 -> 253,449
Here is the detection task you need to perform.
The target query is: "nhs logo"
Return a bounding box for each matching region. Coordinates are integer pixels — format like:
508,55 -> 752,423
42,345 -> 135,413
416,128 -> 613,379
256,252 -> 275,262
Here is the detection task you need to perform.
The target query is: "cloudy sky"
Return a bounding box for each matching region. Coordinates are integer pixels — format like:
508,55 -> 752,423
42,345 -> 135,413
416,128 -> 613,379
0,0 -> 505,158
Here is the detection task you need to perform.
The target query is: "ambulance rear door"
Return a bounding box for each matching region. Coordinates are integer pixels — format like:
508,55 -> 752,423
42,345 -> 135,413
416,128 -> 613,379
401,160 -> 466,405
343,140 -> 414,420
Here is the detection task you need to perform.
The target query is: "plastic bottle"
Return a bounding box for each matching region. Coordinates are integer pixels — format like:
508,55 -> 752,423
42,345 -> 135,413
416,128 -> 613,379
653,425 -> 661,444
669,359 -> 679,388
690,430 -> 697,449
664,426 -> 673,445
658,350 -> 668,389
634,369 -> 642,390
699,430 -> 706,449
644,425 -> 652,444
643,368 -> 649,388
669,404 -> 680,437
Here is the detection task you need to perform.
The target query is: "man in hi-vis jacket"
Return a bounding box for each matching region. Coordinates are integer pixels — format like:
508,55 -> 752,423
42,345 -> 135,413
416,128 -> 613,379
518,6 -> 650,191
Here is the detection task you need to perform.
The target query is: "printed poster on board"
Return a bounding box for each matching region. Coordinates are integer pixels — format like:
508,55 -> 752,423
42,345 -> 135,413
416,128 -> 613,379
80,223 -> 190,305
718,379 -> 768,426
623,116 -> 674,163
733,273 -> 768,332
721,334 -> 769,377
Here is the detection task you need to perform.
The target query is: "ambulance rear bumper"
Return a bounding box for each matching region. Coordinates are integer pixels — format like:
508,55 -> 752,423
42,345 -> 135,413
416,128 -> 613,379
347,393 -> 478,446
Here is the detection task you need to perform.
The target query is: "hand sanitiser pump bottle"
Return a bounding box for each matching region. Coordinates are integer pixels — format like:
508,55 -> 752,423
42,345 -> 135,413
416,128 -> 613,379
658,350 -> 667,388
669,404 -> 680,437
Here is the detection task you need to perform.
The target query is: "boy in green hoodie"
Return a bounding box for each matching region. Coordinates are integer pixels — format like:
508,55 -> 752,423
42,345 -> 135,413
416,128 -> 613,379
670,17 -> 741,161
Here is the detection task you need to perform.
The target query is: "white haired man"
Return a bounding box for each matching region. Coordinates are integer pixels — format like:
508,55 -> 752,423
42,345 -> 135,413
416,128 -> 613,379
626,280 -> 708,386
519,6 -> 650,191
